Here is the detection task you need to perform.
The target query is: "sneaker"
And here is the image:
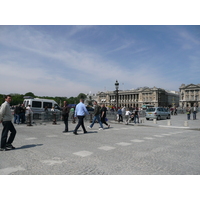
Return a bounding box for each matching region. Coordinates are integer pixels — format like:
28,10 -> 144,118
87,126 -> 92,129
6,144 -> 15,150
99,128 -> 104,130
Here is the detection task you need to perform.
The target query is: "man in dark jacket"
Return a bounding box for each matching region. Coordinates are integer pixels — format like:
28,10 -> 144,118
88,101 -> 104,130
62,101 -> 70,132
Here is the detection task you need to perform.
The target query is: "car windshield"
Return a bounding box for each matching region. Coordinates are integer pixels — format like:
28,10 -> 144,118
146,108 -> 155,112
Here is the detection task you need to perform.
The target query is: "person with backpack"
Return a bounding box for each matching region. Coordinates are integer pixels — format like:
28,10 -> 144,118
88,101 -> 104,130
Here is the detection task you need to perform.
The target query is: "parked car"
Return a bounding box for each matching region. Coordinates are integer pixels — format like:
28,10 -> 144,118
146,107 -> 171,120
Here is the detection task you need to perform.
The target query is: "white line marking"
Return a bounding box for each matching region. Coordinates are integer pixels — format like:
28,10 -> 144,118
143,137 -> 154,140
41,159 -> 67,166
131,139 -> 145,143
116,142 -> 132,146
98,146 -> 116,151
154,135 -> 164,137
25,137 -> 37,140
46,135 -> 58,138
0,166 -> 26,175
73,151 -> 93,157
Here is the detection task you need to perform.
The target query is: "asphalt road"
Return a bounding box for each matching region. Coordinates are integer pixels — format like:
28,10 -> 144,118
0,118 -> 200,175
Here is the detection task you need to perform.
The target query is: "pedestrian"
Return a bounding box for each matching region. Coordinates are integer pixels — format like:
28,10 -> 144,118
100,104 -> 110,128
73,99 -> 89,135
44,106 -> 49,121
51,106 -> 57,124
14,104 -> 20,124
70,106 -> 76,123
174,107 -> 178,115
19,104 -> 26,124
62,101 -> 70,132
0,95 -> 17,151
191,104 -> 197,120
117,107 -> 123,122
26,105 -> 33,126
88,101 -> 104,130
125,108 -> 131,125
134,108 -> 140,124
186,106 -> 191,120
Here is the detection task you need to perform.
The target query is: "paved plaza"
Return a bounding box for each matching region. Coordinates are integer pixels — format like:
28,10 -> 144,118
0,113 -> 200,175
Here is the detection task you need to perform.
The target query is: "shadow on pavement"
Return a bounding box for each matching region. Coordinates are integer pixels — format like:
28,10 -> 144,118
15,144 -> 43,150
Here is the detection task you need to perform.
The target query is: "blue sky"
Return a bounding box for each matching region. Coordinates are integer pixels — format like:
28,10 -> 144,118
0,25 -> 200,97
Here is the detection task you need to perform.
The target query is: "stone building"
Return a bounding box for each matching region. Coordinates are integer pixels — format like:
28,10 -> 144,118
179,84 -> 200,107
97,86 -> 179,108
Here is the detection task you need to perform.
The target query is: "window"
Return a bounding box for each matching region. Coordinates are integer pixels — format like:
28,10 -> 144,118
32,101 -> 42,108
43,102 -> 53,108
146,108 -> 155,112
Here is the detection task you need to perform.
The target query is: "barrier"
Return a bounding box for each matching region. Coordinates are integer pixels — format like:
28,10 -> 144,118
167,120 -> 171,126
184,121 -> 188,127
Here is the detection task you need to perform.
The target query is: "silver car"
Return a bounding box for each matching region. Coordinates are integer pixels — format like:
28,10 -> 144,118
146,107 -> 171,120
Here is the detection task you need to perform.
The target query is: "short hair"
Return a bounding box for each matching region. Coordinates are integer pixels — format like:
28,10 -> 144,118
5,95 -> 12,99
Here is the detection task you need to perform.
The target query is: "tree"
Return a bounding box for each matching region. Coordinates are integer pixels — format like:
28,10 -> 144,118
24,92 -> 35,97
77,93 -> 87,100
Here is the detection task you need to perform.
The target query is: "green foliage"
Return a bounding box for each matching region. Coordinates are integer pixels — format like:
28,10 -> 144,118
77,93 -> 87,100
0,92 -> 87,106
24,92 -> 36,97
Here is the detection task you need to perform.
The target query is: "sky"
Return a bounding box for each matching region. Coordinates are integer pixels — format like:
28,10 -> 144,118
0,25 -> 200,97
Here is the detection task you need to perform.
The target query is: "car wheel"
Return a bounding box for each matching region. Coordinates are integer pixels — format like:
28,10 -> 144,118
146,118 -> 149,120
157,116 -> 161,120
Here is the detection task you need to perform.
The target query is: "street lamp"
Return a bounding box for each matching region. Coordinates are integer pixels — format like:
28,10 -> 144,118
115,80 -> 119,109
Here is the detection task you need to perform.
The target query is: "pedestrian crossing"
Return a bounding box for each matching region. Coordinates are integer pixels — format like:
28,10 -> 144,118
22,128 -> 191,160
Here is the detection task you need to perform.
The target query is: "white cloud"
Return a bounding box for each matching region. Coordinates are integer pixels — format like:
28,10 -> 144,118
1,25 -> 199,97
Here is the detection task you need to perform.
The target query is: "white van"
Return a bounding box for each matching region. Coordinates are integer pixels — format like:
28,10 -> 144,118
23,96 -> 61,114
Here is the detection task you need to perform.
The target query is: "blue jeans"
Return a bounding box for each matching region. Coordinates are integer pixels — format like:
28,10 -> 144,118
134,115 -> 139,123
90,115 -> 103,128
193,111 -> 197,120
14,114 -> 20,124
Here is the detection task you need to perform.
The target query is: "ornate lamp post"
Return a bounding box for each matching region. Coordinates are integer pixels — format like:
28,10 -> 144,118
115,80 -> 119,109
181,92 -> 184,108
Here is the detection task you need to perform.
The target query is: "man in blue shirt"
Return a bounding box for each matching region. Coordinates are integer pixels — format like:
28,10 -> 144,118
73,99 -> 89,135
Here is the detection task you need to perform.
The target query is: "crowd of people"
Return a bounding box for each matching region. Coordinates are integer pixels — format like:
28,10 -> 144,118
0,94 -> 199,151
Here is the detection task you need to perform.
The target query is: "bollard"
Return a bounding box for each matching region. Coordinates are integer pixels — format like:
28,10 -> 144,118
140,119 -> 144,123
153,119 -> 157,124
184,121 -> 188,127
167,120 -> 171,126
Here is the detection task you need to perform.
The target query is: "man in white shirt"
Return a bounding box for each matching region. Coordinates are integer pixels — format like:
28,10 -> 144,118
73,99 -> 89,135
0,95 -> 17,151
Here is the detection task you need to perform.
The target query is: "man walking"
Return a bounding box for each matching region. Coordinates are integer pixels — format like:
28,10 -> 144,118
100,104 -> 110,128
0,95 -> 17,151
88,101 -> 104,130
73,99 -> 89,135
134,108 -> 140,124
62,101 -> 70,132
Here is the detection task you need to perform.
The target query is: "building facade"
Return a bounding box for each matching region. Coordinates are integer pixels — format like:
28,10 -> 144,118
97,87 -> 179,108
179,84 -> 200,107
